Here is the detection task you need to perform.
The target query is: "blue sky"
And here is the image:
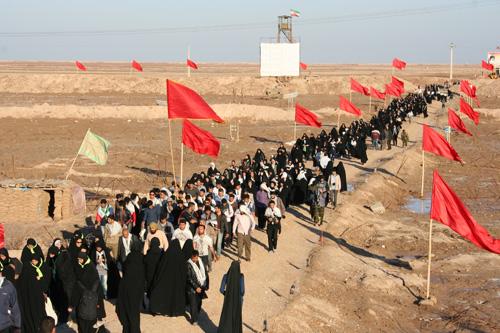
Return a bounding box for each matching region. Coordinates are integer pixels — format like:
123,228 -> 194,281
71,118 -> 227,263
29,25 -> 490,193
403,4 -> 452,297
0,0 -> 498,63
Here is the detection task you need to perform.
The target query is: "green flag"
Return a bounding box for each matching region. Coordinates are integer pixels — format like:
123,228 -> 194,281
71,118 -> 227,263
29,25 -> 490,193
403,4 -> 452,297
78,130 -> 110,165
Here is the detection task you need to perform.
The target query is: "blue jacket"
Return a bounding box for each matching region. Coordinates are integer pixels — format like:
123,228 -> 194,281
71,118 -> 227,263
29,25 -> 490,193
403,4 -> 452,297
0,278 -> 21,330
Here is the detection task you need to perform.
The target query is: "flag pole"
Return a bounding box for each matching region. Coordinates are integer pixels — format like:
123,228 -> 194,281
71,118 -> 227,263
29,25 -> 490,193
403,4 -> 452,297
336,107 -> 341,128
180,143 -> 184,189
167,120 -> 177,187
293,121 -> 297,142
65,128 -> 89,180
187,45 -> 191,78
349,90 -> 352,103
420,150 -> 425,197
425,218 -> 434,299
369,95 -> 372,113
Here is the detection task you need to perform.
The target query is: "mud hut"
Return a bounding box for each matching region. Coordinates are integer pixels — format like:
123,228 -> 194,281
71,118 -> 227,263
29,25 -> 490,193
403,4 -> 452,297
0,179 -> 86,222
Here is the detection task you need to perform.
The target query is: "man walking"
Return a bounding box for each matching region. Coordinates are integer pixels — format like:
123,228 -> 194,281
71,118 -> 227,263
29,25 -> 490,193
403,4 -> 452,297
186,250 -> 208,326
264,200 -> 281,252
327,169 -> 341,209
233,205 -> 255,262
0,263 -> 21,333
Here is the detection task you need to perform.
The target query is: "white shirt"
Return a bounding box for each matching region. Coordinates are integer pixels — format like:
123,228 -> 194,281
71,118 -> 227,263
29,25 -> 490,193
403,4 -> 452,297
193,234 -> 213,256
172,228 -> 193,242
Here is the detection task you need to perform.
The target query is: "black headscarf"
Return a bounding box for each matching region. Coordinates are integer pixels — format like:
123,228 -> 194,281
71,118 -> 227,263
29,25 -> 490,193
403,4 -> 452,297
116,241 -> 145,333
0,247 -> 16,282
217,261 -> 243,333
149,239 -> 187,316
17,252 -> 47,333
144,237 -> 162,296
21,238 -> 44,265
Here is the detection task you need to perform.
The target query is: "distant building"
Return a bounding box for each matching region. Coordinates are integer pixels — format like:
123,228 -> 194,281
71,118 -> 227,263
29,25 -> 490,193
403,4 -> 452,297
0,179 -> 86,222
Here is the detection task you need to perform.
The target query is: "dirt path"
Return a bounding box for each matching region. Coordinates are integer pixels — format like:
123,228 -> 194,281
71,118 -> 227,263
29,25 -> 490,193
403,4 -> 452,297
74,107 -> 429,333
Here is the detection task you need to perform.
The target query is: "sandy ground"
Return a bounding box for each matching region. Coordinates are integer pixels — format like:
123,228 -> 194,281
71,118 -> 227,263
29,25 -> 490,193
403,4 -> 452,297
1,63 -> 499,332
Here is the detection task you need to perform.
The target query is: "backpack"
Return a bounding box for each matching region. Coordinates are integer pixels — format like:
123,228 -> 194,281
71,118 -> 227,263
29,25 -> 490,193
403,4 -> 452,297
77,280 -> 99,321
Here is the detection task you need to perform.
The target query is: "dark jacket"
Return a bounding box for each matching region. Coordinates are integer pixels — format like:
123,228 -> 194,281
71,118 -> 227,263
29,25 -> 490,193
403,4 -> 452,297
116,234 -> 141,265
186,260 -> 209,296
0,278 -> 21,330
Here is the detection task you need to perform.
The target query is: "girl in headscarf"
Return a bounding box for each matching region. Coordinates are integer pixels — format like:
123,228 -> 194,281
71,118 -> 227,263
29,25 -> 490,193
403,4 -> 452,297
17,252 -> 47,333
20,238 -> 44,265
116,241 -> 145,333
218,261 -> 244,333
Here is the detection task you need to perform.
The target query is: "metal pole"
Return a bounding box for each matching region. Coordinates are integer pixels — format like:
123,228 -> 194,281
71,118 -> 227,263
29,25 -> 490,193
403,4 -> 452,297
167,120 -> 177,186
449,42 -> 455,81
65,128 -> 89,180
187,45 -> 191,78
180,143 -> 184,189
426,218 -> 434,299
420,150 -> 425,197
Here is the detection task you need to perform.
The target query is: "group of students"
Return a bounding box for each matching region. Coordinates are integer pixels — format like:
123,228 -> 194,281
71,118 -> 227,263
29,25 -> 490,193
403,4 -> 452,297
0,83 -> 442,332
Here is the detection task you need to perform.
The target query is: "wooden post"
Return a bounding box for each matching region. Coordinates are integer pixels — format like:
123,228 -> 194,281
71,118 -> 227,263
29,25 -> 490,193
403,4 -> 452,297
425,218 -> 434,299
167,120 -> 177,185
65,129 -> 89,180
187,45 -> 191,78
180,143 -> 184,189
420,150 -> 425,197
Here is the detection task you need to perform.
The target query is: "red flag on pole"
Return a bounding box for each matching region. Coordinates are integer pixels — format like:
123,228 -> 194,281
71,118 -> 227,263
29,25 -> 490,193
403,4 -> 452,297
431,170 -> 500,254
422,124 -> 462,163
131,60 -> 143,72
481,60 -> 494,71
460,80 -> 480,107
350,78 -> 369,96
459,98 -> 480,125
187,59 -> 198,70
75,61 -> 87,71
391,76 -> 405,91
448,109 -> 472,136
295,103 -> 321,128
370,86 -> 386,100
460,80 -> 476,98
300,62 -> 308,70
182,120 -> 220,157
392,58 -> 407,70
385,83 -> 402,97
0,223 -> 4,248
339,96 -> 362,117
167,80 -> 223,123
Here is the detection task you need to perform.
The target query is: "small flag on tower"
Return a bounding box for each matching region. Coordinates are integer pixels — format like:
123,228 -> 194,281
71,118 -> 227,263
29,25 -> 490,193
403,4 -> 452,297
290,9 -> 301,17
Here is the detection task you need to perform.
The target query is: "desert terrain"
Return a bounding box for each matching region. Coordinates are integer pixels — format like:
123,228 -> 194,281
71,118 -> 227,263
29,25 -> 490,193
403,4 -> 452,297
0,62 -> 499,332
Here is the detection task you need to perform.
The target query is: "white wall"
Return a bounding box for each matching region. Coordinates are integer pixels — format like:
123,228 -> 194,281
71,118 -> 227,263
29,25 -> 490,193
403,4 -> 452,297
260,43 -> 300,77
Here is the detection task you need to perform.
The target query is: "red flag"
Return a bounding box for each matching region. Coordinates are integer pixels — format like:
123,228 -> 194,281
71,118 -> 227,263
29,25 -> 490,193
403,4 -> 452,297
339,96 -> 362,117
448,109 -> 472,136
385,83 -> 402,97
75,61 -> 87,71
422,124 -> 462,163
459,98 -> 480,125
182,120 -> 220,158
295,103 -> 321,128
300,62 -> 308,70
0,223 -> 4,248
460,80 -> 476,98
481,60 -> 494,71
392,58 -> 407,70
131,60 -> 143,72
187,59 -> 198,70
167,80 -> 223,123
431,170 -> 500,254
350,78 -> 369,96
391,76 -> 405,91
460,80 -> 480,107
370,86 -> 386,100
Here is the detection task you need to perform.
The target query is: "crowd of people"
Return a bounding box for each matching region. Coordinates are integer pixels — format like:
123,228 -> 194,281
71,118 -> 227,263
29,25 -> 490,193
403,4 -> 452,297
0,85 -> 440,333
